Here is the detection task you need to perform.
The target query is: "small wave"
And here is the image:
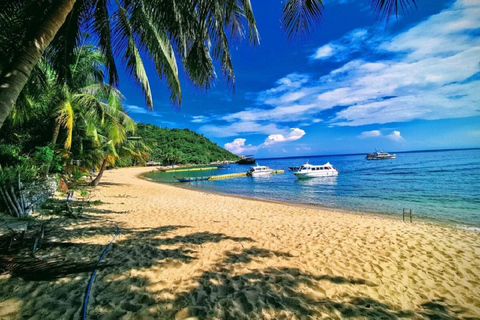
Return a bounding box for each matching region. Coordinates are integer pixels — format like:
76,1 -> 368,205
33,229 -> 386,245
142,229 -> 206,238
457,225 -> 480,233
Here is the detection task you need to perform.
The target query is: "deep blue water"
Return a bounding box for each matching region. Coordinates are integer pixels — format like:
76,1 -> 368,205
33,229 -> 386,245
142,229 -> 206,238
144,149 -> 480,228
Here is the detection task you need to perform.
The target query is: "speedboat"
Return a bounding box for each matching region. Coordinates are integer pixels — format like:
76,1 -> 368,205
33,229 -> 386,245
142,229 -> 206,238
294,162 -> 338,179
247,164 -> 272,176
366,150 -> 396,160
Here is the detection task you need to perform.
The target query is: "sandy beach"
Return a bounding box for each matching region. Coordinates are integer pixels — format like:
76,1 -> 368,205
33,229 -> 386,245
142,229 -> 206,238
1,166 -> 479,320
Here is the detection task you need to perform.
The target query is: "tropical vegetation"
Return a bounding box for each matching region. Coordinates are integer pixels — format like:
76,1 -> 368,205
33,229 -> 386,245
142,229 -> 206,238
0,44 -> 147,215
0,0 -> 416,217
136,124 -> 239,165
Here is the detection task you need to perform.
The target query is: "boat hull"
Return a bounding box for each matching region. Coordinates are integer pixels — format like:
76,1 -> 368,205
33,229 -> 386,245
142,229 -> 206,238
248,170 -> 273,177
294,171 -> 338,179
366,155 -> 396,160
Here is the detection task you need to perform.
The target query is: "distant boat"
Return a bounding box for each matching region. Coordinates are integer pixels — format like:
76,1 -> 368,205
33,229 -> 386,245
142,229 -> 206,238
247,164 -> 273,176
237,155 -> 256,165
217,165 -> 231,169
366,150 -> 396,160
175,176 -> 210,182
288,166 -> 300,171
294,162 -> 338,179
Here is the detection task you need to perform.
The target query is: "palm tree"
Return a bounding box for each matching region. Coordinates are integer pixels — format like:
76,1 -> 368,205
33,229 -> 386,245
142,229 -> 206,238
0,0 -> 260,129
0,0 -> 417,130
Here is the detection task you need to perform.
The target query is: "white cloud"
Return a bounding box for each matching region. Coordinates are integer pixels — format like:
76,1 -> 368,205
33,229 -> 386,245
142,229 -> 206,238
125,104 -> 164,118
224,128 -> 306,154
224,138 -> 259,155
200,121 -> 283,138
264,128 -> 306,146
310,28 -> 374,61
387,130 -> 405,142
191,115 -> 208,123
125,105 -> 149,115
222,103 -> 315,123
311,44 -> 335,60
295,146 -> 311,151
204,0 -> 479,142
359,130 -> 382,138
251,0 -> 480,127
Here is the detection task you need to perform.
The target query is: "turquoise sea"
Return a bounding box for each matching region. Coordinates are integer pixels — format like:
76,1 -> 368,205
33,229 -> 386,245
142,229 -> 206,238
145,148 -> 480,228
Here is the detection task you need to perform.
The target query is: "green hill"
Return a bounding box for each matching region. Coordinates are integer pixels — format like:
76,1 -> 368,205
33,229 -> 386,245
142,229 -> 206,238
136,124 -> 239,165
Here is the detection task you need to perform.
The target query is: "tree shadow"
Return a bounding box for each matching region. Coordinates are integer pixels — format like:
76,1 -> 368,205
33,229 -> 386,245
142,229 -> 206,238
1,217 -> 478,320
158,232 -> 254,246
159,265 -> 479,320
224,246 -> 293,264
96,182 -> 128,187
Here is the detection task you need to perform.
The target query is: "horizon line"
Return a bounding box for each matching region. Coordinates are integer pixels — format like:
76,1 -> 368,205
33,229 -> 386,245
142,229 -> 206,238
256,147 -> 480,161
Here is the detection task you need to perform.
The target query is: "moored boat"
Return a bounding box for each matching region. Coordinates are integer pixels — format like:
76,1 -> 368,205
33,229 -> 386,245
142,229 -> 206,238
237,155 -> 256,164
247,164 -> 273,176
294,162 -> 338,179
175,176 -> 211,182
366,150 -> 396,160
288,166 -> 300,171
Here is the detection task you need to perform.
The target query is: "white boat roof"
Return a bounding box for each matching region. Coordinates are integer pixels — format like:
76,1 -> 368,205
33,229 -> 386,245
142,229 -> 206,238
301,162 -> 332,167
250,165 -> 269,169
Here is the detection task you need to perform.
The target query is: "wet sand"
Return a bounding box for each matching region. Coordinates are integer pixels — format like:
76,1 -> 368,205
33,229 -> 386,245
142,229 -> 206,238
1,166 -> 479,319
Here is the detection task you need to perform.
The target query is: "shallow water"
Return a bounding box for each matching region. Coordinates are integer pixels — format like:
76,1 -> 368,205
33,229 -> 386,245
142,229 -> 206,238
145,149 -> 480,227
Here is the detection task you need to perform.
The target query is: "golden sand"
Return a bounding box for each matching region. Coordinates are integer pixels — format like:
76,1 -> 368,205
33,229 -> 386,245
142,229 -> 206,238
1,166 -> 479,319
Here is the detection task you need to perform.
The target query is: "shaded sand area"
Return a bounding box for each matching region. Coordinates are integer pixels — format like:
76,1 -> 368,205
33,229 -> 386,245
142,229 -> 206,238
1,167 -> 480,319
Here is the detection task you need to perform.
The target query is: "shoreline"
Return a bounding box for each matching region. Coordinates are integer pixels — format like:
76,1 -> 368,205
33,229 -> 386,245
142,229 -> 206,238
1,166 -> 479,319
140,169 -> 479,233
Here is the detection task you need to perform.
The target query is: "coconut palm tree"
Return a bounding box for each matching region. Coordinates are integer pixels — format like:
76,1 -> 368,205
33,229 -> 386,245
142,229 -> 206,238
0,0 -> 417,130
0,0 -> 260,129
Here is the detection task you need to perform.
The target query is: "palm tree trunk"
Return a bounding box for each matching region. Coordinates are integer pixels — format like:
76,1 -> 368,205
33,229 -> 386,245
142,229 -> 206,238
44,120 -> 62,176
51,120 -> 62,146
0,0 -> 77,129
90,159 -> 108,187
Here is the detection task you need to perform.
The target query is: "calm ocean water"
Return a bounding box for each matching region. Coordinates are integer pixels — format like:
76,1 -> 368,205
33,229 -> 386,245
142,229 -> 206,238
145,149 -> 480,228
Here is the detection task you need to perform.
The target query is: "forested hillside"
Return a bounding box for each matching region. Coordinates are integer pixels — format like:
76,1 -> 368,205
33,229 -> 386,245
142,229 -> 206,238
137,124 -> 239,165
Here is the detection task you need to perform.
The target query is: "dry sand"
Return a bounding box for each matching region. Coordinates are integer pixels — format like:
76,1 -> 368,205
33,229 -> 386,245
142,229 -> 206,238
1,166 -> 479,320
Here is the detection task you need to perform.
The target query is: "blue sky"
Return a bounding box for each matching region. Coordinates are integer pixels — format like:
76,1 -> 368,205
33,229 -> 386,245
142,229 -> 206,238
120,0 -> 480,157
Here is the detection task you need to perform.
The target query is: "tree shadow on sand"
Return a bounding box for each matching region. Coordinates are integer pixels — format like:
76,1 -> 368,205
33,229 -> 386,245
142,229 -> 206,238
147,246 -> 479,320
1,217 -> 478,320
0,220 -> 256,319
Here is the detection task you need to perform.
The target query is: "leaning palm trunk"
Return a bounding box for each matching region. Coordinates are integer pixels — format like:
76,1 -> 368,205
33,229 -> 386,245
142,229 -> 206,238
0,174 -> 31,217
0,0 -> 77,129
90,159 -> 108,187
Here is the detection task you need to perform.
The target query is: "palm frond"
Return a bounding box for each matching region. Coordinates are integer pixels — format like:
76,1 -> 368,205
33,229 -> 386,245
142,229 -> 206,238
371,0 -> 417,21
238,0 -> 260,45
113,0 -> 153,109
283,0 -> 324,40
93,0 -> 119,86
129,2 -> 182,104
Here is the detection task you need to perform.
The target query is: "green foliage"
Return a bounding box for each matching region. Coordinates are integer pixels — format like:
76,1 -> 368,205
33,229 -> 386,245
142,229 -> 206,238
0,164 -> 38,186
0,144 -> 27,166
33,146 -> 62,172
136,123 -> 239,165
71,167 -> 88,182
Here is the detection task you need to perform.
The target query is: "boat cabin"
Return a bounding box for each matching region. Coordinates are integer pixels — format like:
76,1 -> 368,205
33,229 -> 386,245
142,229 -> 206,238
299,163 -> 334,171
249,165 -> 271,173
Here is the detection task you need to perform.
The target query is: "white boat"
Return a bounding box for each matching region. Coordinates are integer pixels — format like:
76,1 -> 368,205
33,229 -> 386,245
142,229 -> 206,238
366,150 -> 396,160
247,164 -> 273,176
294,162 -> 338,179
